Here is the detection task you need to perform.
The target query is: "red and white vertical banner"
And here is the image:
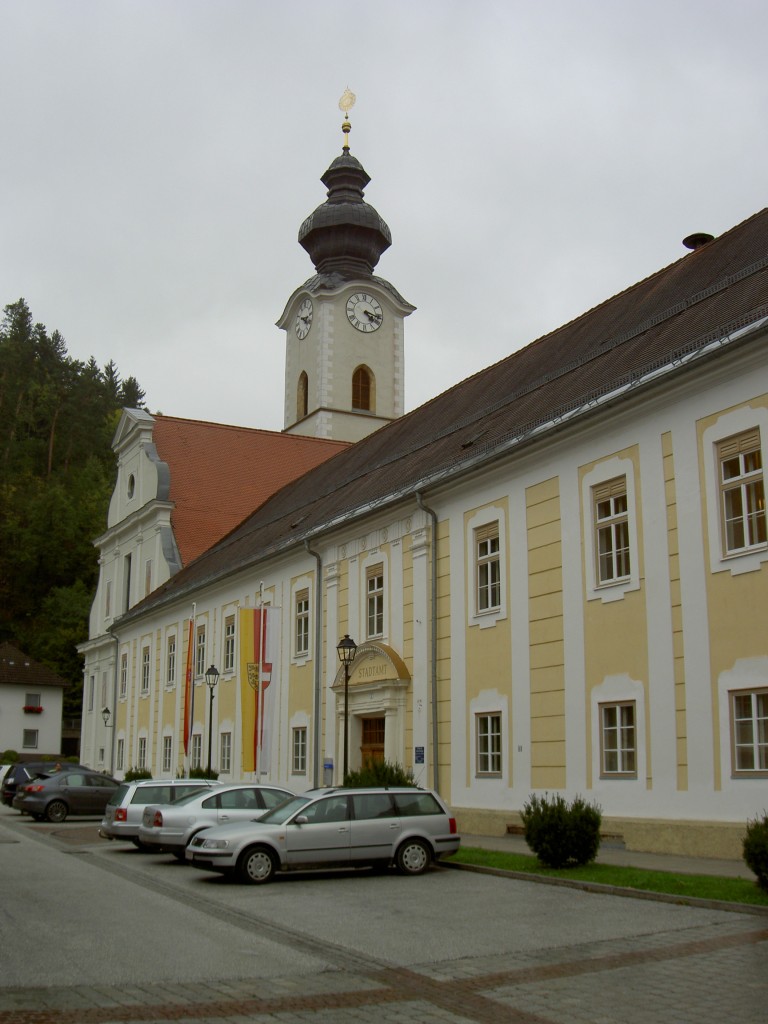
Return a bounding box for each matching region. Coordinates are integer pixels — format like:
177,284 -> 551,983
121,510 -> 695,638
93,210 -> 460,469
239,605 -> 279,775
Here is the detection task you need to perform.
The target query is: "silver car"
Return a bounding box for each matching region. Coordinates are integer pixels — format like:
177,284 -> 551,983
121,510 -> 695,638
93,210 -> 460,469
186,786 -> 461,884
100,778 -> 222,848
137,784 -> 294,858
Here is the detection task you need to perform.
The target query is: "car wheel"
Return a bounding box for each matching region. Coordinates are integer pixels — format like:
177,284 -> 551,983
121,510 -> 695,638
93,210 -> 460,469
396,837 -> 431,875
171,849 -> 187,861
237,845 -> 277,884
45,800 -> 68,823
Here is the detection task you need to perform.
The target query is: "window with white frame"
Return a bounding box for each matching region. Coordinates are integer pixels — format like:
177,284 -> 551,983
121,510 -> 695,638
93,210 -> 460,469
100,673 -> 107,708
220,731 -> 232,774
475,523 -> 501,613
224,616 -> 236,673
88,676 -> 95,711
105,579 -> 112,619
718,431 -> 766,556
195,626 -> 206,677
366,565 -> 384,639
23,729 -> 38,749
137,736 -> 147,769
25,692 -> 41,709
731,689 -> 768,774
191,734 -> 202,769
162,735 -> 173,773
119,652 -> 128,698
594,478 -> 631,585
166,635 -> 176,686
600,701 -> 637,776
295,589 -> 310,657
141,646 -> 150,693
292,726 -> 307,774
144,559 -> 152,597
476,713 -> 502,775
116,737 -> 124,771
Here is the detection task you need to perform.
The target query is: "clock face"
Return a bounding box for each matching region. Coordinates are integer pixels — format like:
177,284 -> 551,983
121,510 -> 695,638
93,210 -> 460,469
346,292 -> 383,333
295,298 -> 313,340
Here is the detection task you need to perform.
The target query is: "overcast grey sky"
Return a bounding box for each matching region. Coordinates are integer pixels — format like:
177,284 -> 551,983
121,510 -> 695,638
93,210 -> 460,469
2,0 -> 766,430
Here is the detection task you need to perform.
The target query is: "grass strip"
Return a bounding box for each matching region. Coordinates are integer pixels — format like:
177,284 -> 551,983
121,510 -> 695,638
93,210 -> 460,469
447,846 -> 768,907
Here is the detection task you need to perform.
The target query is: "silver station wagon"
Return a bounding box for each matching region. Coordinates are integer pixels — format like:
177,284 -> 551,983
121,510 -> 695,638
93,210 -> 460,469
100,778 -> 222,847
186,786 -> 461,884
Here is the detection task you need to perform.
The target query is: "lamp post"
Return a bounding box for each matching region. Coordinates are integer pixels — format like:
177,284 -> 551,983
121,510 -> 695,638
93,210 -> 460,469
336,634 -> 357,780
101,707 -> 115,775
204,664 -> 220,775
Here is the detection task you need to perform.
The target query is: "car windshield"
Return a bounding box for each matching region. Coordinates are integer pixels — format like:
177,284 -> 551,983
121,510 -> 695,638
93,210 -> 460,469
257,794 -> 312,825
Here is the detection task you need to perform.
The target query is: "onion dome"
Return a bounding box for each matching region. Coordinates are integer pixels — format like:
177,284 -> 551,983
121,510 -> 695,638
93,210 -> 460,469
298,113 -> 391,278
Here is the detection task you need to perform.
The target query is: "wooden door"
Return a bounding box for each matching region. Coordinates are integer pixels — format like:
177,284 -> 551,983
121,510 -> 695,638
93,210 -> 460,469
360,717 -> 385,767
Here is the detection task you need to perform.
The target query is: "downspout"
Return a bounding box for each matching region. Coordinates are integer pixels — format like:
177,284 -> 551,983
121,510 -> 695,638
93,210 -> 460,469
415,492 -> 440,794
304,538 -> 323,789
109,635 -> 118,774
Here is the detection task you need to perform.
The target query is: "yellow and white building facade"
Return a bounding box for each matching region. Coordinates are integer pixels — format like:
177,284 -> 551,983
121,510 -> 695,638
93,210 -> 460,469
79,126 -> 768,860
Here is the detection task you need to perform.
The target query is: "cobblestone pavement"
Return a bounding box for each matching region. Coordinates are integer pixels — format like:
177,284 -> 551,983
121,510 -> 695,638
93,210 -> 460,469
1,822 -> 766,1023
1,917 -> 766,1024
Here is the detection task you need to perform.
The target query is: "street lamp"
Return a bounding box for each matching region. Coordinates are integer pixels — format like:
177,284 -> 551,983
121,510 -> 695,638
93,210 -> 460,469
204,664 -> 220,775
101,707 -> 113,727
336,634 -> 357,780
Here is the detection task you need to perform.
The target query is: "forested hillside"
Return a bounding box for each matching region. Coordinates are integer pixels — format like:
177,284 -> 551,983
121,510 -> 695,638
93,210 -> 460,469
0,299 -> 146,714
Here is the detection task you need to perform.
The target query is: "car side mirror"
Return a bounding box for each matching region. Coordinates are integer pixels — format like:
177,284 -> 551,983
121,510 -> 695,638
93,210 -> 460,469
294,815 -> 309,825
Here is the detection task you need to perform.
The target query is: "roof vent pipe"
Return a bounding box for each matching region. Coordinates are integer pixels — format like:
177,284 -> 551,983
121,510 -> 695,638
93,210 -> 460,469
683,232 -> 715,251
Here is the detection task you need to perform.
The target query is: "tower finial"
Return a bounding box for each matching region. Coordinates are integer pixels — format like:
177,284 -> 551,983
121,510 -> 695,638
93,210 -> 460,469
338,87 -> 356,151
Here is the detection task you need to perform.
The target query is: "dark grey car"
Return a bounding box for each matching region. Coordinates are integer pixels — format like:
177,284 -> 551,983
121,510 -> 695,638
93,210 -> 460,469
1,762 -> 87,807
12,768 -> 119,822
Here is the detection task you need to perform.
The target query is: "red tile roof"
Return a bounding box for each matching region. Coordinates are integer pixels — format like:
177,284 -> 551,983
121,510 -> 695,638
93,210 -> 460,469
0,643 -> 68,689
150,417 -> 350,565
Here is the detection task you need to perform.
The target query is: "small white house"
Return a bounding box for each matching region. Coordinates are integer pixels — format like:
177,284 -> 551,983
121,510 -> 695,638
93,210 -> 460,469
0,643 -> 67,758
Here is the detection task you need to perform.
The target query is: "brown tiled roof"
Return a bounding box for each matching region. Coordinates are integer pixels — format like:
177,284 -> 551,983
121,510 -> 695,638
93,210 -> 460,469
151,417 -> 350,565
125,208 -> 768,619
0,643 -> 68,689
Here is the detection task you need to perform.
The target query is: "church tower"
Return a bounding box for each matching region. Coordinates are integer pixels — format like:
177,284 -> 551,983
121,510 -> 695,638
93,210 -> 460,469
277,92 -> 415,442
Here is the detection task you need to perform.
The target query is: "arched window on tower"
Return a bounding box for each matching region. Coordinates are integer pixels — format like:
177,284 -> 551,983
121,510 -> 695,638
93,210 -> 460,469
297,372 -> 308,420
352,366 -> 374,412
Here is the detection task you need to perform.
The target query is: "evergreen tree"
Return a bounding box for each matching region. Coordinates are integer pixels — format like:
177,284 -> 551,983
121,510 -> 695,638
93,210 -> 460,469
0,298 -> 146,714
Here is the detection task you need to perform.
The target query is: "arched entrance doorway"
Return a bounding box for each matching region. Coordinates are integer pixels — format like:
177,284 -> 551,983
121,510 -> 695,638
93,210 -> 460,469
330,642 -> 411,780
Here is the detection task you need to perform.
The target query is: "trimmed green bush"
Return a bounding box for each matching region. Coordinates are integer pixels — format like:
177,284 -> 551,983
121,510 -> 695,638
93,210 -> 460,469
743,812 -> 768,890
1,750 -> 19,763
343,760 -> 415,787
188,766 -> 219,780
521,792 -> 602,868
124,767 -> 152,781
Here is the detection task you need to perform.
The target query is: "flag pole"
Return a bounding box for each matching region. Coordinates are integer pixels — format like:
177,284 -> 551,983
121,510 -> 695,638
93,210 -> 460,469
256,583 -> 263,778
184,602 -> 196,777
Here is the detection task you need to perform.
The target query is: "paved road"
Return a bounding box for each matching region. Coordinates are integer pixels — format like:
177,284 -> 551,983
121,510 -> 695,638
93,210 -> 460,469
1,808 -> 766,1023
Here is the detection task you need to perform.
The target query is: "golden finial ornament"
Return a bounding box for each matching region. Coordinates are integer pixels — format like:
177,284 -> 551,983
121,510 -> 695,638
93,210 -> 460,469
339,87 -> 356,150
